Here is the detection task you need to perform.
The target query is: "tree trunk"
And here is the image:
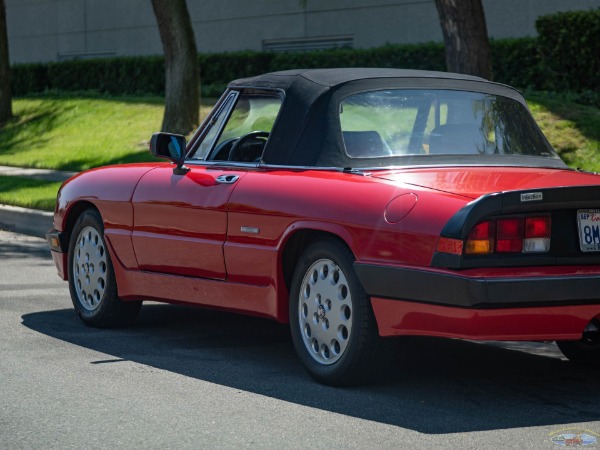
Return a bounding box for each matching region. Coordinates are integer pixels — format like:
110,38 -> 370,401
151,0 -> 199,135
434,0 -> 492,80
0,0 -> 12,125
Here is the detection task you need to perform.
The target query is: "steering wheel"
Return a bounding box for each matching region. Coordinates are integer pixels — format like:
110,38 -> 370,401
228,131 -> 270,161
209,137 -> 237,160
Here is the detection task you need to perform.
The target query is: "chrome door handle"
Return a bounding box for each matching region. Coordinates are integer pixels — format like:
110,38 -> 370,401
216,174 -> 239,184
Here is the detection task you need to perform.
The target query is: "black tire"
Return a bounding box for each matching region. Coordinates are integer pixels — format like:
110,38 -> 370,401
289,238 -> 387,386
68,209 -> 141,328
557,335 -> 600,368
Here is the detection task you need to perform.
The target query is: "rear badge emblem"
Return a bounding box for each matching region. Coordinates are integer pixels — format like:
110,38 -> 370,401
520,192 -> 543,202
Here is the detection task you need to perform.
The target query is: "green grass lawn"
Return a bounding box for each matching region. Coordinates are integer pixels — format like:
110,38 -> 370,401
0,95 -> 163,171
0,92 -> 598,211
0,175 -> 63,211
0,94 -> 216,172
527,92 -> 600,172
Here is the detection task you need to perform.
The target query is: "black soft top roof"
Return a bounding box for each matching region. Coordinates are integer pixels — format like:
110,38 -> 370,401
224,69 -> 561,169
228,68 -> 517,97
229,68 -> 487,88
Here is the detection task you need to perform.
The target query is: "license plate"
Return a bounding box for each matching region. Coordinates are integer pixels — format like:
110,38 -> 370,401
577,209 -> 600,252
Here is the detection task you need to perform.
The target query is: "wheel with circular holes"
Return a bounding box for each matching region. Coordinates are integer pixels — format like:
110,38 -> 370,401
68,209 -> 141,327
289,238 -> 386,385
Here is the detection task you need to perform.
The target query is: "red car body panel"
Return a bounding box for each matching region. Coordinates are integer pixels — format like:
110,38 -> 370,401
371,298 -> 600,340
110,251 -> 280,320
375,166 -> 600,198
51,164 -> 159,279
51,162 -> 600,332
130,166 -> 243,279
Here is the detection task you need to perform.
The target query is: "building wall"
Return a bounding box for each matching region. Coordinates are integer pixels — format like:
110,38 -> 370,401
5,0 -> 600,64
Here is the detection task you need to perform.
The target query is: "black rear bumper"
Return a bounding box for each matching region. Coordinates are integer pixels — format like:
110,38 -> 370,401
354,263 -> 600,309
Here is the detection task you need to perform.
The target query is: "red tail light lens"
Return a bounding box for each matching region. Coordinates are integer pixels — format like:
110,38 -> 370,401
469,221 -> 494,239
496,218 -> 524,253
465,216 -> 550,255
523,217 -> 551,252
525,217 -> 551,238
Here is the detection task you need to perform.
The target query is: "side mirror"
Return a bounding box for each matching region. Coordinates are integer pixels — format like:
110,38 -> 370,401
150,132 -> 189,175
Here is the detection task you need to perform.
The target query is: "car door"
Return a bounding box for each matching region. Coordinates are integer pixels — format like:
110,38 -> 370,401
130,166 -> 245,279
131,89 -> 283,280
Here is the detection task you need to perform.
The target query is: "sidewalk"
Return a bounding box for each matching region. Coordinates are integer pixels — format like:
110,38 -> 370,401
0,165 -> 77,238
0,165 -> 77,182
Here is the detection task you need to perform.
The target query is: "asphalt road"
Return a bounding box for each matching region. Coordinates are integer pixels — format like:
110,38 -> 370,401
2,229 -> 600,449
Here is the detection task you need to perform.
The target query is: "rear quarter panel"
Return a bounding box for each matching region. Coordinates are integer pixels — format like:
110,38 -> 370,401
225,168 -> 471,280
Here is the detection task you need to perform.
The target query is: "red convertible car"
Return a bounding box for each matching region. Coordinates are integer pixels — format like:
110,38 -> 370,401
47,68 -> 600,385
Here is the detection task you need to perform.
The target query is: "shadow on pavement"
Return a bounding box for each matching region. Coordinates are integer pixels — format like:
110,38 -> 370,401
22,303 -> 600,434
0,239 -> 52,260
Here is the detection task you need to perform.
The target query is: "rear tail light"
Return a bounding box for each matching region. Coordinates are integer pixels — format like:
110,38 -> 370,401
465,216 -> 550,255
465,221 -> 495,254
496,218 -> 524,253
523,216 -> 551,252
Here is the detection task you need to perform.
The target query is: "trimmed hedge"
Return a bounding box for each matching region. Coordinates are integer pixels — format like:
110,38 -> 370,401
196,43 -> 446,94
490,37 -> 543,90
11,62 -> 48,94
12,56 -> 165,96
536,8 -> 600,92
200,51 -> 275,86
10,9 -> 599,98
9,41 -> 519,97
11,44 -> 447,97
267,43 -> 446,73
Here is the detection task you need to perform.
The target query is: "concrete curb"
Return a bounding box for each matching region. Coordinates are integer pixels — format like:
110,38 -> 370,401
0,166 -> 76,239
0,204 -> 53,239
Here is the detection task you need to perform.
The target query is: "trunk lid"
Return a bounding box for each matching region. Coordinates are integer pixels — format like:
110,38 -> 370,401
372,166 -> 600,198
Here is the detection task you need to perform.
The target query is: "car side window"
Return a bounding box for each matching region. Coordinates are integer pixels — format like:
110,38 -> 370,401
190,92 -> 282,163
208,94 -> 282,162
190,92 -> 238,160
